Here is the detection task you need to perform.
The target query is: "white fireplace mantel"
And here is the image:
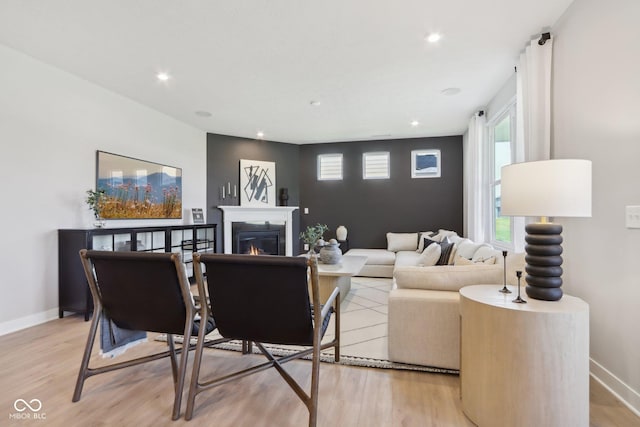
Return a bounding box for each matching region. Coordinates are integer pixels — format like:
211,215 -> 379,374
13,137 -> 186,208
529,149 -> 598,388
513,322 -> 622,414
218,206 -> 299,255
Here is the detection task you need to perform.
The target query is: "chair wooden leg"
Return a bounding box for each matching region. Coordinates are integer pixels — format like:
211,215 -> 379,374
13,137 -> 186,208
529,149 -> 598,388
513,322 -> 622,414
334,293 -> 341,362
241,340 -> 253,354
167,334 -> 179,384
308,327 -> 323,427
185,320 -> 209,420
171,324 -> 193,421
72,307 -> 101,402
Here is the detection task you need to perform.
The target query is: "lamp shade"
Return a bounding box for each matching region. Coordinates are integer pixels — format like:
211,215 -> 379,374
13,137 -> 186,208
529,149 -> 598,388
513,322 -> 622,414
501,159 -> 592,218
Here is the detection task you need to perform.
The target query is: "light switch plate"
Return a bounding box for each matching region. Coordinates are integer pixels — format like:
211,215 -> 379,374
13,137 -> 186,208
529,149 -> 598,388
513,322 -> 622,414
625,205 -> 640,228
304,207 -> 309,214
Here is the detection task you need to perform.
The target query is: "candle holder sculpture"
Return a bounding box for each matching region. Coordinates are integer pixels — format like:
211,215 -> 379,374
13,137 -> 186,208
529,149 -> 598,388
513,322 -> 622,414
512,270 -> 527,304
499,250 -> 511,294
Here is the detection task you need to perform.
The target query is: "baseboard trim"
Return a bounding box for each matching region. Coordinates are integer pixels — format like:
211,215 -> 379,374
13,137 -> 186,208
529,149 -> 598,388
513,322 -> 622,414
0,309 -> 59,336
590,358 -> 640,417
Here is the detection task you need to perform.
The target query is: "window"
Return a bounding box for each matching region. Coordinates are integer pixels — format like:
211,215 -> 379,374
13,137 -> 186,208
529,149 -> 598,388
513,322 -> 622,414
317,153 -> 343,180
489,105 -> 516,246
363,152 -> 390,179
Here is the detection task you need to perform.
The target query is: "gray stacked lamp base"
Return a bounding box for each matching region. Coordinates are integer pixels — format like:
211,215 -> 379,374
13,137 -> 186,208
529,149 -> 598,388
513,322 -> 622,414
524,223 -> 563,301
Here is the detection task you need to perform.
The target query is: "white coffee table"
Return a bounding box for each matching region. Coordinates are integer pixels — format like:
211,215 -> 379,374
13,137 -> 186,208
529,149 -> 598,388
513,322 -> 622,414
313,255 -> 367,303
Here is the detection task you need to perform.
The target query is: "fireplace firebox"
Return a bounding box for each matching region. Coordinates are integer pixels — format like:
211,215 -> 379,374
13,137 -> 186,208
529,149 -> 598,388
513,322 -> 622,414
232,222 -> 285,255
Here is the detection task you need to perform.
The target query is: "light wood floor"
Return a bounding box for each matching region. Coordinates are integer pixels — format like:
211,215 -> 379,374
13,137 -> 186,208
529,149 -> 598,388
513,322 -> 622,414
1,316 -> 638,427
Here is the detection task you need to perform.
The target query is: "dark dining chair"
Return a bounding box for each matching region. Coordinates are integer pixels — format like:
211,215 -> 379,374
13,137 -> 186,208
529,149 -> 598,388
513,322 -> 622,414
73,249 -> 219,420
185,253 -> 340,426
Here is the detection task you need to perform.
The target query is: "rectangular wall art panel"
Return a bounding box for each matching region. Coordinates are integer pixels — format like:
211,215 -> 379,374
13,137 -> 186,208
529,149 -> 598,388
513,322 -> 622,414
240,159 -> 276,206
96,151 -> 182,219
411,149 -> 441,178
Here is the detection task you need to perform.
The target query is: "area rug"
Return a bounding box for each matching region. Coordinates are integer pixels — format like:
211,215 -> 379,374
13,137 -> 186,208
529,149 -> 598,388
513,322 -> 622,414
157,277 -> 458,375
155,333 -> 457,375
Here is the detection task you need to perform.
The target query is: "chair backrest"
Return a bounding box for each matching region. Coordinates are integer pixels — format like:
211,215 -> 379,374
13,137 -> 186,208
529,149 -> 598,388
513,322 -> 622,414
80,250 -> 192,335
195,254 -> 314,346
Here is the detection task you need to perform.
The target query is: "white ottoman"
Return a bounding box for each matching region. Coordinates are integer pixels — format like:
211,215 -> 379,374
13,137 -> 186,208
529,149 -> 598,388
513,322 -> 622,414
388,288 -> 460,370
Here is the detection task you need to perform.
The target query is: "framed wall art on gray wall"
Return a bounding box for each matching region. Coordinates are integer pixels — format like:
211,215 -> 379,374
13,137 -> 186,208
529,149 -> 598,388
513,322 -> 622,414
411,149 -> 441,178
240,159 -> 276,206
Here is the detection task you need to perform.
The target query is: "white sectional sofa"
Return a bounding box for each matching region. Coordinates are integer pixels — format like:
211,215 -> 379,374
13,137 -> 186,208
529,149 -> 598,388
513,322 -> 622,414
345,230 -> 503,277
346,230 -> 525,370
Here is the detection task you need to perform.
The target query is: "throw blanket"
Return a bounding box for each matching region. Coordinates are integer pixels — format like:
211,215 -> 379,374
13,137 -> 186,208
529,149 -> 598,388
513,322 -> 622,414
100,312 -> 147,358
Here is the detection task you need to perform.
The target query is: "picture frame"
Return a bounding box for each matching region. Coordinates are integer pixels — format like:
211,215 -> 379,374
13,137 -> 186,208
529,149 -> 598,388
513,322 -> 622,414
411,149 -> 441,178
191,208 -> 204,224
239,159 -> 276,206
96,151 -> 182,219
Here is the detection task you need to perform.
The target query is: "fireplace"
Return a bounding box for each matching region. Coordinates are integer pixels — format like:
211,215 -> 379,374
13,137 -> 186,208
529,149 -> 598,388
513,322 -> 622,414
232,222 -> 285,255
219,206 -> 298,256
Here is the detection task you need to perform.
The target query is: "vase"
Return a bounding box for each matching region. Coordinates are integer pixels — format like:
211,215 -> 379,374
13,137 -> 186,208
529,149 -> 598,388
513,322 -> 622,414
319,242 -> 342,264
336,225 -> 348,241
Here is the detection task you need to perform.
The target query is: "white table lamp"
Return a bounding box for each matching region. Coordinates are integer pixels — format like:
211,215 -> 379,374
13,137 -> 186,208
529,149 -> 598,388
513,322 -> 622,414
501,159 -> 592,301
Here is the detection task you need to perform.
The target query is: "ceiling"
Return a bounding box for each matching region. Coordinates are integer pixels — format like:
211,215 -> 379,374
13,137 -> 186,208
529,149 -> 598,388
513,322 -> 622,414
0,0 -> 573,144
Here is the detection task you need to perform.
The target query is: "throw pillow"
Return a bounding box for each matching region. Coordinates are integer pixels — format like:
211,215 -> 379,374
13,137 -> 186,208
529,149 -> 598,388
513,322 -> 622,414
472,246 -> 501,263
416,231 -> 436,252
386,232 -> 419,252
422,237 -> 439,250
436,239 -> 455,265
454,255 -> 497,266
417,242 -> 441,266
431,229 -> 458,242
456,240 -> 485,259
422,236 -> 455,265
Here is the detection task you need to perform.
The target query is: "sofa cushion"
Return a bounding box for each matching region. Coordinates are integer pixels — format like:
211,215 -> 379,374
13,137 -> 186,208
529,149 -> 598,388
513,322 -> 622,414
387,232 -> 419,252
395,250 -> 423,267
345,248 -> 396,265
394,265 -> 502,292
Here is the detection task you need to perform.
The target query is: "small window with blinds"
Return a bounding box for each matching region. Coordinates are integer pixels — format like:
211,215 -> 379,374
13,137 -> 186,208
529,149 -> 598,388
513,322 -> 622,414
317,153 -> 343,180
363,152 -> 390,179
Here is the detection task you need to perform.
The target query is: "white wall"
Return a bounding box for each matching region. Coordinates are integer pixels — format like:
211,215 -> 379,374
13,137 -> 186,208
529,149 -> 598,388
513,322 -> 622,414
552,0 -> 640,413
0,44 -> 206,334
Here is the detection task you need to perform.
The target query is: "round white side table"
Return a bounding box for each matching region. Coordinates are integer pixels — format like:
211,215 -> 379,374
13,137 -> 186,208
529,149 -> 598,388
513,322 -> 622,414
460,285 -> 589,427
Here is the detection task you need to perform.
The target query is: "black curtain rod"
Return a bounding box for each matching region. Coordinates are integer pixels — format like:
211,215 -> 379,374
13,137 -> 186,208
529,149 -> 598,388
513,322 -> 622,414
538,32 -> 551,45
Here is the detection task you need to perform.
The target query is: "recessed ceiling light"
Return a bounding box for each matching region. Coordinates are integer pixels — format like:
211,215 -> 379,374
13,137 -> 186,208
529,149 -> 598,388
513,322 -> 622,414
195,111 -> 212,117
310,100 -> 321,106
411,120 -> 420,127
426,33 -> 441,43
156,72 -> 171,82
256,131 -> 265,139
441,87 -> 461,96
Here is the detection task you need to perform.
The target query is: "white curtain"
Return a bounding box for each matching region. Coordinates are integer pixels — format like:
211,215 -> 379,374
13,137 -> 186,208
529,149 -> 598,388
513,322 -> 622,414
516,35 -> 553,162
512,35 -> 553,251
464,112 -> 486,242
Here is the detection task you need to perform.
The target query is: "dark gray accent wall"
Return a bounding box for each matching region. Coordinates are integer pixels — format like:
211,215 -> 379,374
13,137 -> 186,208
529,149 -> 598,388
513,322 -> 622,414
206,133 -> 301,254
299,136 -> 463,249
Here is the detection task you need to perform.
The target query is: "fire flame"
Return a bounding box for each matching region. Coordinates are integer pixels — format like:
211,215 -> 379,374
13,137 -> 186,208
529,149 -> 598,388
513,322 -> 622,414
248,245 -> 261,255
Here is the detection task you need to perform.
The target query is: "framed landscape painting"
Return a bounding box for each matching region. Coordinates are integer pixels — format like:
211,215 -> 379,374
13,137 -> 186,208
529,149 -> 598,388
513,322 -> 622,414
411,149 -> 441,178
240,159 -> 276,207
96,151 -> 182,219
